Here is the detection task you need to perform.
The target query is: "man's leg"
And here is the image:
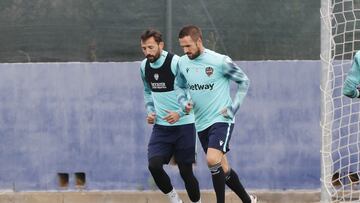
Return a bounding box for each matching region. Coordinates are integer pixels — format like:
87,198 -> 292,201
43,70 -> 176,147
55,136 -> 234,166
148,156 -> 182,203
207,148 -> 226,203
148,124 -> 183,203
175,123 -> 201,203
178,163 -> 201,203
221,155 -> 251,203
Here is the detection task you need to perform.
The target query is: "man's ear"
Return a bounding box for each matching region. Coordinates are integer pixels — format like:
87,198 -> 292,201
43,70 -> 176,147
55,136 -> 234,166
196,38 -> 203,48
159,41 -> 165,49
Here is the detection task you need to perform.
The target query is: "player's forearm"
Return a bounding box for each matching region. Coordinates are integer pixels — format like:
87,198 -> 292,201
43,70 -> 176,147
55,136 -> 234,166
174,85 -> 188,112
223,61 -> 250,114
343,80 -> 360,98
343,54 -> 360,98
231,80 -> 250,114
343,62 -> 360,98
144,92 -> 155,113
142,83 -> 155,113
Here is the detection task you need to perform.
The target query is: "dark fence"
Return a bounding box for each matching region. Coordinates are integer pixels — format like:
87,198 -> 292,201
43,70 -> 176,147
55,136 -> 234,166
0,0 -> 319,62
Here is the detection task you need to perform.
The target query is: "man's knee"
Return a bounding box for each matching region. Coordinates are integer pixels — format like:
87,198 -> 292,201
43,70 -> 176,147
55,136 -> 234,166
178,163 -> 194,178
206,154 -> 222,166
148,156 -> 165,172
206,148 -> 224,166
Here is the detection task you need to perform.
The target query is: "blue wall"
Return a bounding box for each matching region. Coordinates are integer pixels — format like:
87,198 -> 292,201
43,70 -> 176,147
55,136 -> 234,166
0,61 -> 321,191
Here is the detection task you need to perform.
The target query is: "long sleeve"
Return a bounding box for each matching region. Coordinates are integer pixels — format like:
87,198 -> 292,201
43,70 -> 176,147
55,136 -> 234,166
174,64 -> 189,115
140,67 -> 155,113
222,56 -> 250,116
343,52 -> 360,98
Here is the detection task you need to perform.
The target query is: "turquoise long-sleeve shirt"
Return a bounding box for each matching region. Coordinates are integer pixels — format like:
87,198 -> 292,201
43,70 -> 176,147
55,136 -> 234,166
140,50 -> 195,126
175,48 -> 250,131
343,51 -> 360,98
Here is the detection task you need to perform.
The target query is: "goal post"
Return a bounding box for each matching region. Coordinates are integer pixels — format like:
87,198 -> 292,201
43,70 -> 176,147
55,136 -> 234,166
321,0 -> 360,202
320,0 -> 332,201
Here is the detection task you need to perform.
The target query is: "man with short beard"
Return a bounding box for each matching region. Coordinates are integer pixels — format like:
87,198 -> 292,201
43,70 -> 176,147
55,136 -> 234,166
175,25 -> 257,203
139,29 -> 201,203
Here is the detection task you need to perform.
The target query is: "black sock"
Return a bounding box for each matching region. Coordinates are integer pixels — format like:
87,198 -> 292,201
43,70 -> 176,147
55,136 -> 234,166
148,157 -> 173,194
209,163 -> 225,203
225,169 -> 251,203
178,163 -> 201,202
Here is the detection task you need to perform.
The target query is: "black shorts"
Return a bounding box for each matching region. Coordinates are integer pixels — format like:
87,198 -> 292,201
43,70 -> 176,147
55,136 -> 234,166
147,123 -> 196,164
198,122 -> 234,154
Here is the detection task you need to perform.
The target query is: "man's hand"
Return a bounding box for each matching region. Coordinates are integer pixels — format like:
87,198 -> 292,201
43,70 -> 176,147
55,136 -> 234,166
185,101 -> 193,114
220,107 -> 234,119
146,112 -> 156,124
163,110 -> 180,124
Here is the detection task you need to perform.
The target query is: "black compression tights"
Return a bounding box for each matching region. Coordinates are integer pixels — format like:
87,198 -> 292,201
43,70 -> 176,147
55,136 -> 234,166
178,163 -> 201,202
148,157 -> 173,194
148,157 -> 200,202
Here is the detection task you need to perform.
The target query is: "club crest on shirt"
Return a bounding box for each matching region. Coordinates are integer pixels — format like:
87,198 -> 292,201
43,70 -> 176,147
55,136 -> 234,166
154,73 -> 159,81
205,67 -> 213,77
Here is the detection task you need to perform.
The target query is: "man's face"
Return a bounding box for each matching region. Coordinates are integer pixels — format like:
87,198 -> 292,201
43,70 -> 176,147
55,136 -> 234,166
179,36 -> 201,60
141,37 -> 163,63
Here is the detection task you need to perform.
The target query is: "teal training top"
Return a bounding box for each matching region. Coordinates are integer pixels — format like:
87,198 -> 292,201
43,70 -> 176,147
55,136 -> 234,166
343,51 -> 360,98
175,48 -> 250,131
140,50 -> 195,126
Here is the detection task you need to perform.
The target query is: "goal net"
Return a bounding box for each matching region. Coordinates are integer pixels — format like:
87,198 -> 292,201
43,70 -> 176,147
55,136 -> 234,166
321,0 -> 360,202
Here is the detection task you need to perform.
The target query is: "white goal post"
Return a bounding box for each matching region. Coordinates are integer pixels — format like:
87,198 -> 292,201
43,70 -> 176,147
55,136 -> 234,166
321,0 -> 360,202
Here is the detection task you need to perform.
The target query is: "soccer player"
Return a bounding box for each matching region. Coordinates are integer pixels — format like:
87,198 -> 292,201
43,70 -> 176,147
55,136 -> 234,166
343,51 -> 360,98
140,29 -> 201,203
175,25 -> 257,203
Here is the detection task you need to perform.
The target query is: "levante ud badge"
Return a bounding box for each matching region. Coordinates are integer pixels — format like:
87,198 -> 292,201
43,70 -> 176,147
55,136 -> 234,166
205,67 -> 213,76
154,73 -> 159,81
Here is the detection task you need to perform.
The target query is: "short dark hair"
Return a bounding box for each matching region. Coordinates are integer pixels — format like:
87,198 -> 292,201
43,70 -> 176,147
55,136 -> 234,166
178,25 -> 202,41
140,29 -> 163,44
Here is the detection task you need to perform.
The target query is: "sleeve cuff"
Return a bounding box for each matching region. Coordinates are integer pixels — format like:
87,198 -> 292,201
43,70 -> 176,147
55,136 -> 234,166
356,89 -> 360,98
226,106 -> 235,119
176,110 -> 185,117
178,98 -> 188,111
